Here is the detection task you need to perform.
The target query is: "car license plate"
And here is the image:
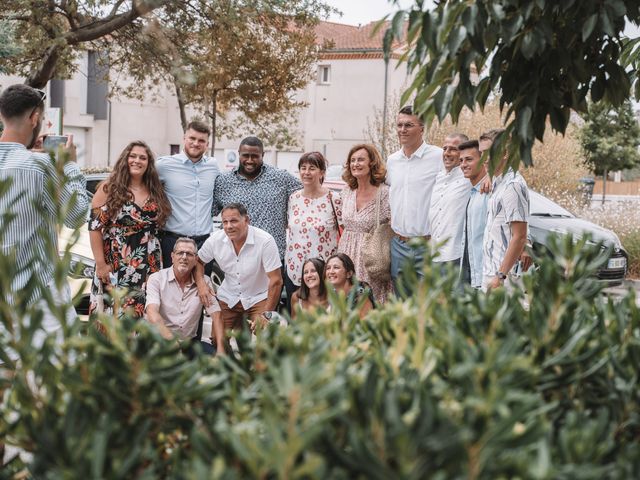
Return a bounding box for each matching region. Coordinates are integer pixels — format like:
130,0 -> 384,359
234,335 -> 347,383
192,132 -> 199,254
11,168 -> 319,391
608,257 -> 626,269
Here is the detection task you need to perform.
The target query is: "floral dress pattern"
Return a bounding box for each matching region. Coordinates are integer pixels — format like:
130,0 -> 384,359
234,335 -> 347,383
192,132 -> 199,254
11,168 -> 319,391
88,199 -> 162,318
285,190 -> 342,286
338,184 -> 392,304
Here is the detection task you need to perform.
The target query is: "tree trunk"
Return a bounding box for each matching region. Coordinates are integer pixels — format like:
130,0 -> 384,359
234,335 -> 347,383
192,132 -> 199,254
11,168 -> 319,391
174,80 -> 187,133
602,168 -> 607,205
26,45 -> 62,89
210,93 -> 217,155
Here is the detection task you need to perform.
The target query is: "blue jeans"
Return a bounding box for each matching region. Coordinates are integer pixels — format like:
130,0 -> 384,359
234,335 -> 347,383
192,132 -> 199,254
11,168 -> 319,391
391,236 -> 426,298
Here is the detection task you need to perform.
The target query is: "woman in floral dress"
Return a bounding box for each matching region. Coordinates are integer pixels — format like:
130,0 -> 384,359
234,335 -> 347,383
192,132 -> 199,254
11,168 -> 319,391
88,141 -> 171,318
338,144 -> 392,304
285,152 -> 342,304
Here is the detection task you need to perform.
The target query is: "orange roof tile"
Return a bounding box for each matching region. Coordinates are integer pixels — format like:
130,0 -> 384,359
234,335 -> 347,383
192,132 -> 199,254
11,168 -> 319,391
314,20 -> 405,52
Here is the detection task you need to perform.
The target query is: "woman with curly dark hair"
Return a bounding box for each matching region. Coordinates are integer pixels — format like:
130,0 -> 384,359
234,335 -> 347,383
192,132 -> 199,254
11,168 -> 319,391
88,141 -> 171,318
338,144 -> 392,304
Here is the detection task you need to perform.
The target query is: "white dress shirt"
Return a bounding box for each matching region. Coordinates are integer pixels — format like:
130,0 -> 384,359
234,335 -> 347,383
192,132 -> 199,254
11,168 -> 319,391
198,226 -> 282,309
387,142 -> 443,237
428,166 -> 472,262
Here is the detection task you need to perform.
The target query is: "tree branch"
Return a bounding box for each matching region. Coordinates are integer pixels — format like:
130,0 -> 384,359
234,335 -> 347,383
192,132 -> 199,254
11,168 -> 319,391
64,0 -> 172,45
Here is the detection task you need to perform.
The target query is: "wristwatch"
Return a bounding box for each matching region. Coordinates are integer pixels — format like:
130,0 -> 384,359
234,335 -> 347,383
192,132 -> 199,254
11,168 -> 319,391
496,271 -> 507,281
262,311 -> 274,320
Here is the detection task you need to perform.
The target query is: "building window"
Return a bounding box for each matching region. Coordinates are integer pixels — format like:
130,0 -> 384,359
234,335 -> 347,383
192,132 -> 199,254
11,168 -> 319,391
318,65 -> 331,85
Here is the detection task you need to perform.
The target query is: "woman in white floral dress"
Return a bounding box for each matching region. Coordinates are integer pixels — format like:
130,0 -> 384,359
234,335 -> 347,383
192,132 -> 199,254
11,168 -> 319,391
285,152 -> 342,303
338,144 -> 392,304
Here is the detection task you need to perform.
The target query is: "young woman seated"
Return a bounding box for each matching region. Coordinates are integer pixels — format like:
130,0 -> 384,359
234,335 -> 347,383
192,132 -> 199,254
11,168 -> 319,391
325,253 -> 375,318
290,257 -> 329,320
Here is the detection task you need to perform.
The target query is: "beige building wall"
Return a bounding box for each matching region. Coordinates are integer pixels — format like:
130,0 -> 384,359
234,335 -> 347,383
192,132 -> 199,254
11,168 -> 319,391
0,54 -> 410,172
301,57 -> 409,166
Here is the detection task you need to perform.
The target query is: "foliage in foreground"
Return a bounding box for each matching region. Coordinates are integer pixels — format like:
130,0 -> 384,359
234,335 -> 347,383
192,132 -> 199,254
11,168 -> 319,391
1,236 -> 640,479
386,0 -> 640,171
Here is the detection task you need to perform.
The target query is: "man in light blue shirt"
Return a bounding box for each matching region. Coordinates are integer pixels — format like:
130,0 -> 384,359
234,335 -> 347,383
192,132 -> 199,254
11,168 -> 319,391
156,120 -> 220,269
459,140 -> 489,288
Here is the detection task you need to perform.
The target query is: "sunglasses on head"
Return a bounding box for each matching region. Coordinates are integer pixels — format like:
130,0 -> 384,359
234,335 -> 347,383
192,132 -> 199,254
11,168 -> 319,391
29,89 -> 47,117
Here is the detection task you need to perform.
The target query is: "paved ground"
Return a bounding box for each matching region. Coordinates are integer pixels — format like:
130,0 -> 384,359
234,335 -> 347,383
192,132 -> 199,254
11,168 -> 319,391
603,279 -> 640,306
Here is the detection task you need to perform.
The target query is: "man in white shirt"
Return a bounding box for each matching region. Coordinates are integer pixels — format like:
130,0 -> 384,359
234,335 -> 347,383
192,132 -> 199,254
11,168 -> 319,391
480,130 -> 530,291
428,133 -> 471,274
196,203 -> 282,352
387,105 -> 443,295
145,237 -> 222,355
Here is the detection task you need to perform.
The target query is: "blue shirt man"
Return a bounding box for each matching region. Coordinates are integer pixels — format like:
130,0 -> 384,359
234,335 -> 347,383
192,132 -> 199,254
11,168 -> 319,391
458,140 -> 489,288
156,120 -> 220,268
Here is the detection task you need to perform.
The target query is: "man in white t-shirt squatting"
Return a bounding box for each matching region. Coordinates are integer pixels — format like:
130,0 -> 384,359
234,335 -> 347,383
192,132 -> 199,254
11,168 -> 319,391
386,105 -> 443,295
195,202 -> 283,353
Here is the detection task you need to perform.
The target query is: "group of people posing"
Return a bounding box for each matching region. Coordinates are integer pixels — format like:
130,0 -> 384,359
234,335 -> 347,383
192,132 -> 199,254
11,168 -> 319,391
0,83 -> 530,357
86,104 -> 530,355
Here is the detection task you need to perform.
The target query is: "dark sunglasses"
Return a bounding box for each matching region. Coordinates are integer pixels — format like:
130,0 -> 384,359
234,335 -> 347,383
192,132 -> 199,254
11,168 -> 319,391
30,89 -> 47,117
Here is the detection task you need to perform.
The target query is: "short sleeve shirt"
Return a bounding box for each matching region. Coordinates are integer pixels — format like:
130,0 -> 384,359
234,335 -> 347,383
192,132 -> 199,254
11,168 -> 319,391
156,152 -> 220,236
482,171 -> 530,279
212,164 -> 302,259
198,226 -> 282,309
285,190 -> 341,286
145,267 -> 220,340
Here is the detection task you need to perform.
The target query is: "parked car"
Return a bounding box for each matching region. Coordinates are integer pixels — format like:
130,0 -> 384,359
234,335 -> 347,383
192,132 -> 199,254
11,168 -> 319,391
84,171 -> 109,196
527,190 -> 627,283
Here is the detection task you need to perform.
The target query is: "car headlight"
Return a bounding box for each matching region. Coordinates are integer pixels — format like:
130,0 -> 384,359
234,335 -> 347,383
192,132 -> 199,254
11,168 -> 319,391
68,252 -> 95,279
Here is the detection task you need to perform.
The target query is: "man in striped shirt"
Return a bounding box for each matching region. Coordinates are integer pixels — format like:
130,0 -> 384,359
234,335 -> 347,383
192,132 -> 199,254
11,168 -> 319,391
0,84 -> 89,347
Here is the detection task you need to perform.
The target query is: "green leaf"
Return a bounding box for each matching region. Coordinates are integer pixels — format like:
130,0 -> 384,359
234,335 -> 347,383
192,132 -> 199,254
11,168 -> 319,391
517,105 -> 533,142
391,11 -> 406,40
582,13 -> 598,41
521,31 -> 537,59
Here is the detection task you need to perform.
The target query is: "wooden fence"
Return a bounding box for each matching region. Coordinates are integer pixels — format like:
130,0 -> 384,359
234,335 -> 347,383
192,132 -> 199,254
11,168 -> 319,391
592,180 -> 640,196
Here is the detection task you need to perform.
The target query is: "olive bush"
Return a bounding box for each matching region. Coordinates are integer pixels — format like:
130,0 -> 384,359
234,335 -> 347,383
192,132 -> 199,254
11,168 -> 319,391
2,227 -> 639,478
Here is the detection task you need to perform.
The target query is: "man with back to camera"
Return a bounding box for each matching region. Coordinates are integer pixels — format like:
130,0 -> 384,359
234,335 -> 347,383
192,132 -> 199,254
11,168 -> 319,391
386,105 -> 443,295
428,133 -> 472,276
0,84 -> 89,346
156,120 -> 220,269
458,139 -> 489,289
479,129 -> 530,291
195,203 -> 282,353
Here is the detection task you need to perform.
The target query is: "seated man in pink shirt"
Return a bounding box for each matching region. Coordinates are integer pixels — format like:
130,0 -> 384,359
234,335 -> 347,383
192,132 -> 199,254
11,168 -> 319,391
145,237 -> 223,356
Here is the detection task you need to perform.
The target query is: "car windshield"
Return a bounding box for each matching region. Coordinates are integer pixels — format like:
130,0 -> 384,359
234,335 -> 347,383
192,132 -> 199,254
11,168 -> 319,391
529,190 -> 574,217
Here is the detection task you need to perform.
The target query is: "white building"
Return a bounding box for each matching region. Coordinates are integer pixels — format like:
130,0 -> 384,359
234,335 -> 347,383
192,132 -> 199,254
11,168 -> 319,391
0,21 -> 410,172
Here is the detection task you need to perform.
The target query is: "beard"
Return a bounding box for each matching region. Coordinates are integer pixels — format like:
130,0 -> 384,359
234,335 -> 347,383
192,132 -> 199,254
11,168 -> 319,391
26,120 -> 42,149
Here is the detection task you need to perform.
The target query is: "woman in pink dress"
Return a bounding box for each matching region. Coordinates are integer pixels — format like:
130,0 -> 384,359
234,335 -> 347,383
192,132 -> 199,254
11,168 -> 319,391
285,152 -> 341,304
338,144 -> 392,304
